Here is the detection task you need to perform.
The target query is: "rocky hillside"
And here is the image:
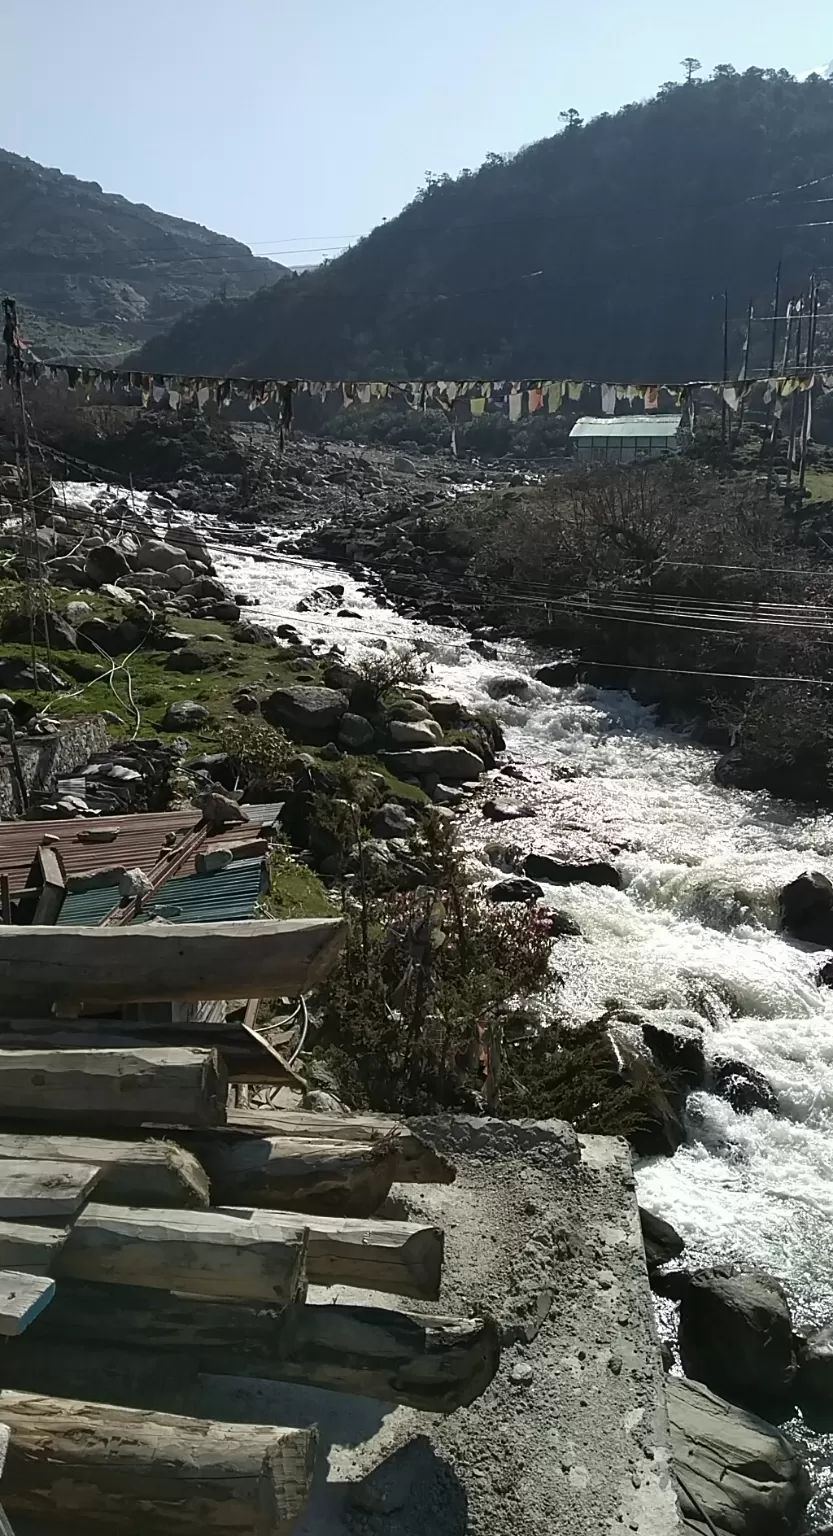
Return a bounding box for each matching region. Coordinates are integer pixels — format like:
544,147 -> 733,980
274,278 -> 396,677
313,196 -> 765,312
0,148 -> 283,364
134,67 -> 833,382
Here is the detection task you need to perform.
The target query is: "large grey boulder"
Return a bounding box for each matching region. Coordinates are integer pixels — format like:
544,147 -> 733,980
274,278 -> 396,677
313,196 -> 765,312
0,657 -> 66,691
338,712 -> 375,753
524,852 -> 621,888
370,803 -> 418,840
667,1376 -> 809,1535
779,870 -> 833,945
678,1269 -> 797,1406
262,686 -> 348,744
160,700 -> 210,732
639,1207 -> 685,1273
388,718 -> 443,747
383,745 -> 484,781
84,544 -> 131,586
136,540 -> 183,573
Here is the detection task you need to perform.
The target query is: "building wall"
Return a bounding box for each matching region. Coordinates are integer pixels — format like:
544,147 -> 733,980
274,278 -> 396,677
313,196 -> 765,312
574,434 -> 681,461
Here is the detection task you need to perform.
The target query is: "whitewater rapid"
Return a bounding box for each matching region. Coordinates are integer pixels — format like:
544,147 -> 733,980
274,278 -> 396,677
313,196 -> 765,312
213,535 -> 833,1516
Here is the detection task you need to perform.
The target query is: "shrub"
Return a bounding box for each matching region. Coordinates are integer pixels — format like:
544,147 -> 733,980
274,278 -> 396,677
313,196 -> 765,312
351,643 -> 428,715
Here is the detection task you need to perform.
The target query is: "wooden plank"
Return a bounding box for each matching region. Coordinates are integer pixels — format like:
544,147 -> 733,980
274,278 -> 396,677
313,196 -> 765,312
32,850 -> 64,927
0,918 -> 346,1007
57,1203 -> 309,1304
0,1275 -> 55,1338
0,1225 -> 67,1277
185,1133 -> 398,1218
0,1048 -> 227,1128
0,1159 -> 102,1219
4,1281 -> 501,1413
0,1132 -> 209,1209
228,1106 -> 456,1184
0,1390 -> 317,1536
0,1025 -> 300,1086
218,1206 -> 443,1300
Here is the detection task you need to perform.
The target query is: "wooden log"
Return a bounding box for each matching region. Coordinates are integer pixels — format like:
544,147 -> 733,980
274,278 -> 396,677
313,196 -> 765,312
220,1206 -> 443,1300
0,1024 -> 299,1086
0,918 -> 345,1007
0,1390 -> 316,1536
3,1280 -> 501,1413
0,1274 -> 55,1337
0,1131 -> 209,1209
228,1106 -> 455,1184
185,1132 -> 398,1217
0,1047 -> 228,1128
0,1158 -> 102,1219
55,1203 -> 309,1305
0,1225 -> 67,1276
32,849 -> 64,926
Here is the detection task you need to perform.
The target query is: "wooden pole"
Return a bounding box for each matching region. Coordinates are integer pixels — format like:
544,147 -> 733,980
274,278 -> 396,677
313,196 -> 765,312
0,918 -> 346,1007
721,289 -> 729,446
0,1047 -> 228,1128
0,1390 -> 317,1536
3,1281 -> 501,1414
798,277 -> 819,495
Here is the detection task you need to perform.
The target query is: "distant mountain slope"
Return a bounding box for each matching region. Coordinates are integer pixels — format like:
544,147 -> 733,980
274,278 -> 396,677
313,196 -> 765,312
133,67 -> 833,383
0,149 -> 283,363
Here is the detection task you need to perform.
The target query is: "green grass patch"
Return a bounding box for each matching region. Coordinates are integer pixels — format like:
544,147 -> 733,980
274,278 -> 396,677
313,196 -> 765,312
262,845 -> 336,919
804,469 -> 833,502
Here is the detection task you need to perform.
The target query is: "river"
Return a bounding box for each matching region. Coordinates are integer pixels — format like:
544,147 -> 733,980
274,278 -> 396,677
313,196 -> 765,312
213,530 -> 833,1525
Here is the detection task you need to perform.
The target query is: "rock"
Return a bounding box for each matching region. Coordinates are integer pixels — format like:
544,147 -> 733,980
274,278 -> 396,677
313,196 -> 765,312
165,563 -> 195,588
164,647 -> 215,674
262,686 -> 349,744
535,661 -> 579,687
136,540 -> 184,573
392,454 -> 416,473
643,1016 -> 707,1088
320,742 -> 341,761
712,1058 -> 778,1116
482,798 -> 536,822
639,1207 -> 685,1272
302,1088 -> 349,1113
187,753 -> 237,790
371,803 -> 418,840
469,639 -> 498,659
49,558 -> 88,587
524,853 -> 621,889
606,1026 -> 686,1157
0,610 -> 77,651
160,700 -> 209,731
232,691 -> 260,716
208,600 -> 241,622
509,1360 -> 534,1386
486,676 -> 531,700
487,878 -> 544,904
384,746 -> 485,781
538,910 -> 582,937
84,544 -> 131,585
196,791 -> 249,831
195,847 -> 235,875
797,1324 -> 833,1406
119,867 -> 154,901
180,577 -> 229,602
0,657 -> 66,691
387,698 -> 433,723
323,662 -> 361,693
667,1376 -> 809,1536
65,601 -> 92,627
433,783 -> 466,807
388,718 -> 443,747
779,871 -> 833,945
678,1268 -> 797,1406
338,712 -> 375,752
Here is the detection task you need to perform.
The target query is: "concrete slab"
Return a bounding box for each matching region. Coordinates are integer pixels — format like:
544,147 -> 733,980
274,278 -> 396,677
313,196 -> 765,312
192,1118 -> 682,1536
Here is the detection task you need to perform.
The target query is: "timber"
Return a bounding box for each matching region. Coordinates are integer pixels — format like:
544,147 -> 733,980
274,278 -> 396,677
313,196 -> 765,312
0,1131 -> 210,1208
221,1206 -> 443,1300
32,849 -> 64,926
0,1274 -> 55,1337
56,1203 -> 309,1304
228,1106 -> 456,1184
0,1023 -> 301,1085
0,1224 -> 66,1276
185,1133 -> 398,1217
0,1390 -> 317,1536
0,1158 -> 102,1218
0,918 -> 346,1006
0,1047 -> 227,1127
3,1281 -> 501,1413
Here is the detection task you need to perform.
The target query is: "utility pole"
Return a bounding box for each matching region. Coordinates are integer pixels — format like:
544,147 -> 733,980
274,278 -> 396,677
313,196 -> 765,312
721,290 -> 729,446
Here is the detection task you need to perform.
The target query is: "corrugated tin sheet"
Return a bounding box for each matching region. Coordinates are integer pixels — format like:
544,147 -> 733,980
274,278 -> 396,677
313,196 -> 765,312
569,415 -> 682,440
0,805 -> 282,894
58,858 -> 267,927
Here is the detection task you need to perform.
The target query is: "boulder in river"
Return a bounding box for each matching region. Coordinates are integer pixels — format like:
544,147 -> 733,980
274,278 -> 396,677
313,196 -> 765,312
667,1375 -> 810,1536
639,1207 -> 685,1273
796,1323 -> 833,1409
778,870 -> 833,946
642,1016 -> 707,1089
482,798 -> 536,823
383,745 -> 485,781
712,1058 -> 778,1116
535,661 -> 579,688
486,675 -> 531,701
524,852 -> 621,889
678,1267 -> 798,1407
487,878 -> 544,904
262,686 -> 349,744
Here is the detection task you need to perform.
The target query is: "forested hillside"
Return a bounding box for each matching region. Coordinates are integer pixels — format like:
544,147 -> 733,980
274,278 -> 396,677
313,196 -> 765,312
134,67 -> 833,382
0,149 -> 282,363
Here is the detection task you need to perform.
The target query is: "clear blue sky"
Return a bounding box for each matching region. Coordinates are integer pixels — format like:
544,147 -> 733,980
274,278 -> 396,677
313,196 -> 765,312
2,1 -> 830,265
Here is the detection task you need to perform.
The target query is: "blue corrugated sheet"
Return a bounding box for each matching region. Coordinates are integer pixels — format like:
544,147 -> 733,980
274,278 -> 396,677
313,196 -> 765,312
58,858 -> 267,927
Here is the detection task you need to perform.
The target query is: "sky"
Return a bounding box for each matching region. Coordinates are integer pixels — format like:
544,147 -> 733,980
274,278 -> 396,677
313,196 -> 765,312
2,1 -> 831,267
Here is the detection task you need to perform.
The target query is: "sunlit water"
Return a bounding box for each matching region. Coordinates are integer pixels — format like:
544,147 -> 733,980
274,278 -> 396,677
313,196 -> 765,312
85,480 -> 832,1522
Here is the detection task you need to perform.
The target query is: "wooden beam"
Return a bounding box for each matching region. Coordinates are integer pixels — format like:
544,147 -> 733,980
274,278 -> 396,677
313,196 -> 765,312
0,1024 -> 302,1087
0,1048 -> 228,1128
0,1225 -> 67,1277
0,918 -> 346,1007
4,1281 -> 500,1413
220,1206 -> 443,1300
0,1159 -> 102,1219
32,849 -> 64,927
0,1391 -> 316,1536
228,1106 -> 455,1184
0,1275 -> 55,1338
0,1131 -> 209,1209
185,1133 -> 398,1218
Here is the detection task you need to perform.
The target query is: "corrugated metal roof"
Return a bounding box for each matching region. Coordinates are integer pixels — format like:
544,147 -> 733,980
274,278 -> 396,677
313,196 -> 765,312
569,415 -> 683,439
58,858 -> 267,927
0,806 -> 282,894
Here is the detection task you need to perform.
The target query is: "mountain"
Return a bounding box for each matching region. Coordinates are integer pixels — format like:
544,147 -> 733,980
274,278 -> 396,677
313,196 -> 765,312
0,149 -> 283,363
134,67 -> 833,384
